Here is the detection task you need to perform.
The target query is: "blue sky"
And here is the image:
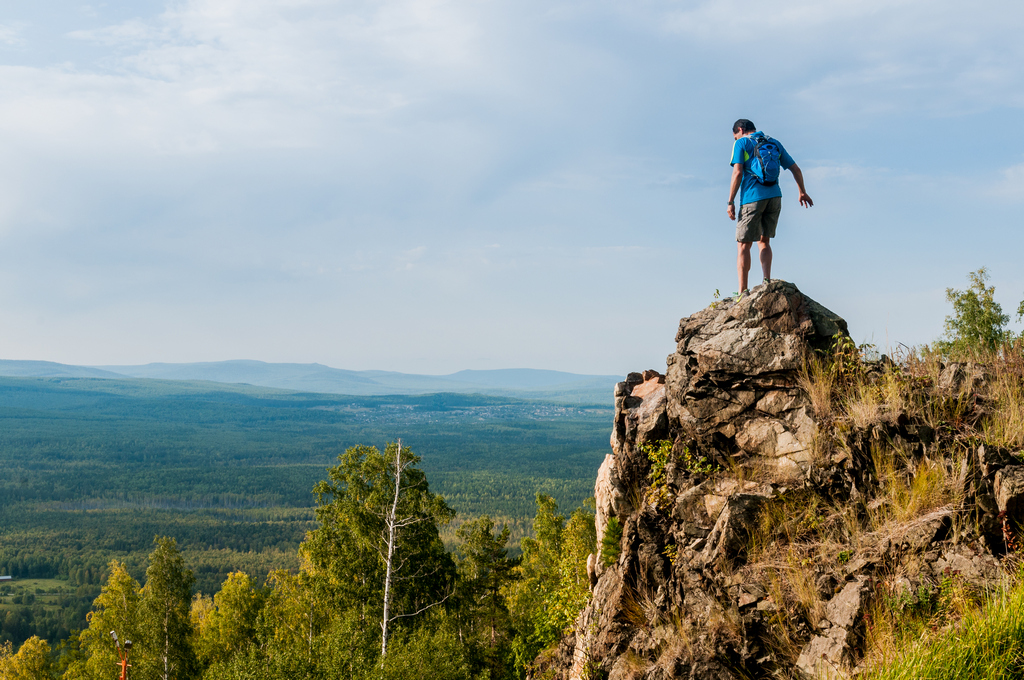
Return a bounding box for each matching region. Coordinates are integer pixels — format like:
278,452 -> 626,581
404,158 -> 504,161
0,0 -> 1022,374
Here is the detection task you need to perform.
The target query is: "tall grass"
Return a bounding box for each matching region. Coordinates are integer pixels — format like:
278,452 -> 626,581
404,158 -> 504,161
864,570 -> 1024,680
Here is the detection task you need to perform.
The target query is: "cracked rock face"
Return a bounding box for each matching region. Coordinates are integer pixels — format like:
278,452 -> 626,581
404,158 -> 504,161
665,281 -> 845,469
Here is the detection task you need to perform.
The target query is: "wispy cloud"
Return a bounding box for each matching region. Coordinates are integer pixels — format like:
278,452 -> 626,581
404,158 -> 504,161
0,0 -> 1020,369
0,22 -> 27,46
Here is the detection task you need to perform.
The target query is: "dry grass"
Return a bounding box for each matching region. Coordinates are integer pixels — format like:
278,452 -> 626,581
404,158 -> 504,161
746,340 -> 1024,674
800,355 -> 837,423
619,581 -> 666,633
982,346 -> 1024,449
868,442 -> 965,533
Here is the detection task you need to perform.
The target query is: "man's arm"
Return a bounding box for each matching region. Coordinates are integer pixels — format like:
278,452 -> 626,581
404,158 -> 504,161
727,163 -> 743,220
788,164 -> 813,208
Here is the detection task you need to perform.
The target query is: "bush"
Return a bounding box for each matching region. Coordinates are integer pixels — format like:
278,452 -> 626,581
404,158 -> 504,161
600,517 -> 622,567
936,268 -> 1014,356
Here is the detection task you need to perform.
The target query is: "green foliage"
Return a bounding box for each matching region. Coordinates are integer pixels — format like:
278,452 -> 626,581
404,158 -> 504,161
679,445 -> 718,476
505,495 -> 595,678
0,635 -> 52,679
936,267 -> 1014,356
0,376 -> 609,649
827,334 -> 864,383
66,561 -> 141,680
662,543 -> 678,568
599,517 -> 622,568
455,516 -> 516,678
640,439 -> 674,509
303,443 -> 455,625
139,537 -> 198,680
377,611 -> 472,680
640,439 -> 716,504
192,571 -> 264,667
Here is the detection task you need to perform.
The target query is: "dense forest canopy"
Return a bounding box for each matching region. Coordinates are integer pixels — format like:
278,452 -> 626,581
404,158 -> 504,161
0,379 -> 609,653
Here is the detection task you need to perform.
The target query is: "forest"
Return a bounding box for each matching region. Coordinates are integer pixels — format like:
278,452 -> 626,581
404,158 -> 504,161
0,377 -> 611,659
2,443 -> 596,679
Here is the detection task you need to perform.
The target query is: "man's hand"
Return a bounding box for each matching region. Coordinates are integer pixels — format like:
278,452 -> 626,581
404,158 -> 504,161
789,164 -> 813,208
727,204 -> 736,220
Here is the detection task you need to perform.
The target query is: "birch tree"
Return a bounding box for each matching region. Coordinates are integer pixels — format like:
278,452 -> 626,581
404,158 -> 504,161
303,441 -> 455,659
64,561 -> 142,680
139,537 -> 197,680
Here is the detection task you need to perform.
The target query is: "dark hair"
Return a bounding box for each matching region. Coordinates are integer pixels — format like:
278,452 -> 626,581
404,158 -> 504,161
732,119 -> 756,134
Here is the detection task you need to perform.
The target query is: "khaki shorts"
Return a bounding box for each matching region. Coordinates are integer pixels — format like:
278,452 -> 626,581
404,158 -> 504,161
736,197 -> 781,242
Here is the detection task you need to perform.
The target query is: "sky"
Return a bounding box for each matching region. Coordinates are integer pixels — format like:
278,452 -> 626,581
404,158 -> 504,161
0,0 -> 1022,375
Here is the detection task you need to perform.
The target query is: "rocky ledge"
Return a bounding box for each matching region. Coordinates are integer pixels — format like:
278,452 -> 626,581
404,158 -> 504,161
541,281 -> 1024,680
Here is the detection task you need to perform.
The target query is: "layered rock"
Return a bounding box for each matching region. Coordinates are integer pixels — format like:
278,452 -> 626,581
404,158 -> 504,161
544,281 -> 1024,680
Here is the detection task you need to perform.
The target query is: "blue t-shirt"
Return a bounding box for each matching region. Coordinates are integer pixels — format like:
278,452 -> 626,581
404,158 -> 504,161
730,132 -> 795,206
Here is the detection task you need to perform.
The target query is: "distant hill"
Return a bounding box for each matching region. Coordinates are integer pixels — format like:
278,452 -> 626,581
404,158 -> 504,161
0,360 -> 620,404
0,360 -> 126,379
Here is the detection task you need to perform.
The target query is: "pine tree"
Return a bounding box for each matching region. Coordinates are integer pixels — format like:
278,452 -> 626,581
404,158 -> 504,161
455,515 -> 516,678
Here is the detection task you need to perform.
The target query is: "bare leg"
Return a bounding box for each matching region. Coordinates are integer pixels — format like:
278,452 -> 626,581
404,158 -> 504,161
758,236 -> 772,283
737,241 -> 752,293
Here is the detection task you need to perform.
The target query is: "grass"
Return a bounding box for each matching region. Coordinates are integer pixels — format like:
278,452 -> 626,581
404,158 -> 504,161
739,339 -> 1024,672
867,441 -> 965,533
863,567 -> 1024,680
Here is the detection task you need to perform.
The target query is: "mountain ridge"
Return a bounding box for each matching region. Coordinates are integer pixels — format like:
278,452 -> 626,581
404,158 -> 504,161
0,359 -> 620,404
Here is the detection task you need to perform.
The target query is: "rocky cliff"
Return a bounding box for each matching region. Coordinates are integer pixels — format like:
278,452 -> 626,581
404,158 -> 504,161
542,281 -> 1024,680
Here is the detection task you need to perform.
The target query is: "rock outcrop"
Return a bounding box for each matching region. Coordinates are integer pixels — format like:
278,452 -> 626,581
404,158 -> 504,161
542,281 -> 1024,680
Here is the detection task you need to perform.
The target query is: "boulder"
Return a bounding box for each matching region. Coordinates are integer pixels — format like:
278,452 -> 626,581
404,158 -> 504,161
995,465 -> 1024,518
699,494 -> 763,566
665,281 -> 845,468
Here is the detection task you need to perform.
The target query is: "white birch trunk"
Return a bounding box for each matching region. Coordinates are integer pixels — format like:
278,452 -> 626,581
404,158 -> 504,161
380,440 -> 403,658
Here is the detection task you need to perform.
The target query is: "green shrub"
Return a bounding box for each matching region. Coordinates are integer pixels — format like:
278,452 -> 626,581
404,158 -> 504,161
936,268 -> 1014,356
600,517 -> 622,567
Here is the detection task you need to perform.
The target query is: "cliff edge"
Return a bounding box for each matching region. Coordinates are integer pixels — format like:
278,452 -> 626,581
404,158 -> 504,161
542,280 -> 1024,680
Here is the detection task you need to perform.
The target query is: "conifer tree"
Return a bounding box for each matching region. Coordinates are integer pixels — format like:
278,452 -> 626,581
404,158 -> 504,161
455,515 -> 516,678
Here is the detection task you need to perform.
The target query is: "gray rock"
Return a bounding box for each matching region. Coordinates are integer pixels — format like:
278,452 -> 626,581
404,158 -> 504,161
898,509 -> 952,552
825,577 -> 870,631
634,385 -> 668,446
665,281 -> 844,466
700,494 -> 764,566
796,633 -> 850,680
595,453 -> 628,545
995,466 -> 1024,518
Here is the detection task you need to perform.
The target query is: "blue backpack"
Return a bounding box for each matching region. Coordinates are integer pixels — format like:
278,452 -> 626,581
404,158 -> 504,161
748,132 -> 781,186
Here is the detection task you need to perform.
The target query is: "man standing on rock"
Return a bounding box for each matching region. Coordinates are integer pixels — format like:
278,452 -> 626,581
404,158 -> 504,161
727,119 -> 812,296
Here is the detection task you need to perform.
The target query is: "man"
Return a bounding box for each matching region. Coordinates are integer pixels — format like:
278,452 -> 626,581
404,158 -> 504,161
727,119 -> 812,296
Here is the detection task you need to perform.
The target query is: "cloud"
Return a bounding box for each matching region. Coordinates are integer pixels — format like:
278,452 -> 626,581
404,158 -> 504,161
989,162 -> 1024,202
0,0 -> 1020,370
656,0 -> 1024,119
0,22 -> 27,46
